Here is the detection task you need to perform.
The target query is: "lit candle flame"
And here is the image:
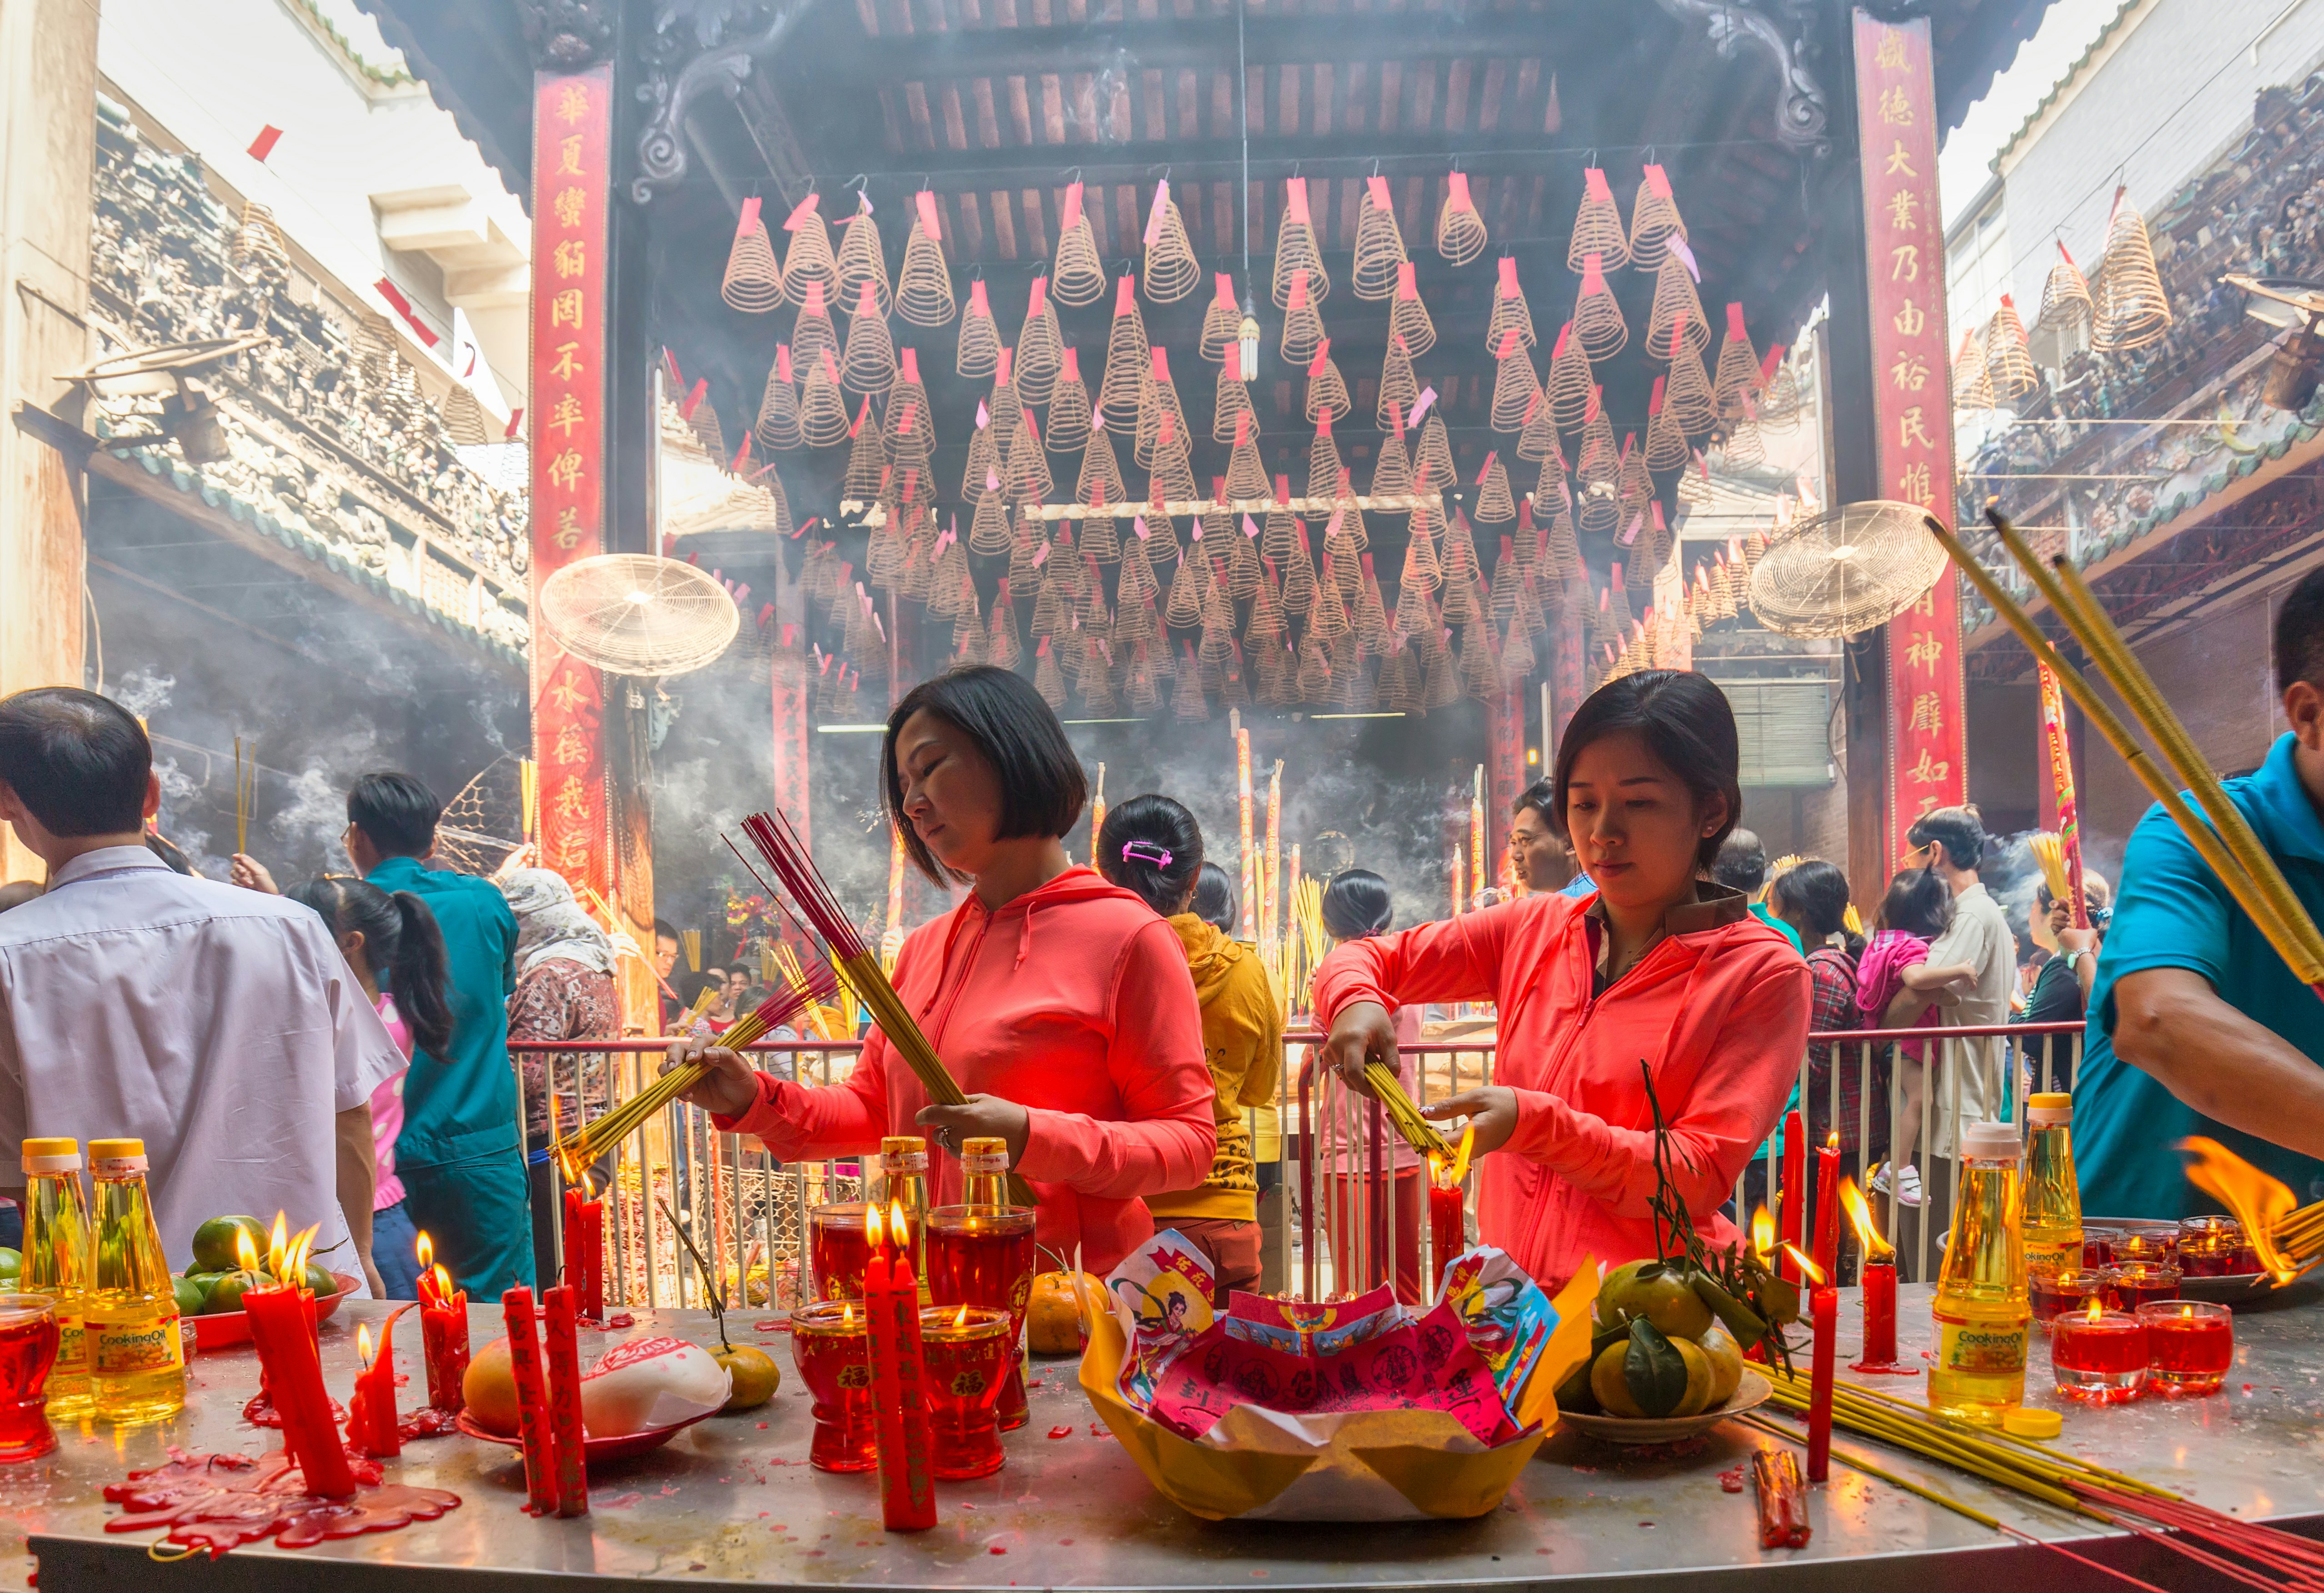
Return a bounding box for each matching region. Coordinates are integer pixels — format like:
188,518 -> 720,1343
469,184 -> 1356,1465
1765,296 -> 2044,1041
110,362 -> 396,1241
2177,1135 -> 2302,1285
866,1201 -> 887,1252
841,1302 -> 855,1328
953,1303 -> 970,1329
416,1231 -> 434,1273
267,1211 -> 290,1277
2086,1295 -> 2106,1325
1751,1205 -> 1775,1259
1826,1130 -> 1839,1152
1783,1244 -> 1825,1287
1837,1178 -> 1894,1262
357,1321 -> 376,1369
431,1264 -> 455,1302
235,1228 -> 261,1275
888,1198 -> 908,1251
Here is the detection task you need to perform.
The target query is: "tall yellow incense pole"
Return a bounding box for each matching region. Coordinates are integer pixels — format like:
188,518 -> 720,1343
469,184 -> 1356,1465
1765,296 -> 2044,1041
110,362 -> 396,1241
883,822 -> 907,974
1469,765 -> 1486,909
1234,712 -> 1256,941
1284,841 -> 1302,1006
2037,664 -> 2090,930
1262,761 -> 1282,968
1451,843 -> 1466,919
1090,761 -> 1107,861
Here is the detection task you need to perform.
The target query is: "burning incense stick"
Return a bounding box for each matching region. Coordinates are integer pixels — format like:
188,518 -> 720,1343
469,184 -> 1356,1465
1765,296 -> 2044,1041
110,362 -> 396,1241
233,735 -> 256,856
1363,1057 -> 1453,1159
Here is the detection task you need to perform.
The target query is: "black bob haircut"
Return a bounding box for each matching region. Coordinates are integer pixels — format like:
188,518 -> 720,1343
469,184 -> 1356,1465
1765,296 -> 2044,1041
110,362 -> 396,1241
883,665 -> 1087,887
2278,563 -> 2324,694
0,687 -> 151,837
1097,793 -> 1205,915
1549,670 -> 1742,870
348,771 -> 443,859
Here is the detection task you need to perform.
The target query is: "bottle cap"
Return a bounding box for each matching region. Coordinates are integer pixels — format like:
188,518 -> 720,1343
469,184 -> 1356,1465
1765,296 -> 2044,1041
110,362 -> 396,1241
2002,1406 -> 2062,1439
88,1137 -> 145,1159
880,1135 -> 927,1155
2026,1092 -> 2073,1124
961,1137 -> 1007,1159
1958,1121 -> 2022,1160
21,1136 -> 78,1157
22,1137 -> 81,1174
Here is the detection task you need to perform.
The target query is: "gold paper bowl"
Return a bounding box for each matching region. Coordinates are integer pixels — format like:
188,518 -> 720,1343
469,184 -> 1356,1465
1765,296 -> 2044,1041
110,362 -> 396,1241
1556,1368 -> 1774,1447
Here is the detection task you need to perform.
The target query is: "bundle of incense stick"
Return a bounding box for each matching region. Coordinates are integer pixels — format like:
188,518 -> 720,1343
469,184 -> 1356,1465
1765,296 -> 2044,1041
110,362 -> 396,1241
233,735 -> 256,855
736,809 -> 1039,1208
555,960 -> 839,1176
1934,509 -> 2324,998
1366,1057 -> 1453,1158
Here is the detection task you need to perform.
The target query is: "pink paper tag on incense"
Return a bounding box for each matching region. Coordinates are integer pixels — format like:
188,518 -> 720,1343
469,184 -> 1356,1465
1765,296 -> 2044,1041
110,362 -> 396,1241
777,345 -> 793,383
1309,339 -> 1332,379
1061,346 -> 1079,380
1132,516 -> 1148,540
1409,387 -> 1436,428
1650,376 -> 1666,415
1117,275 -> 1137,316
1580,253 -> 1607,296
1028,275 -> 1048,316
1062,181 -> 1084,228
970,280 -> 990,316
1584,166 -> 1612,202
1145,179 -> 1170,247
737,196 -> 762,237
1286,177 -> 1310,225
1669,234 -> 1700,282
977,399 -> 990,430
783,193 -> 819,230
1447,172 -> 1474,212
916,190 -> 942,240
1397,260 -> 1417,298
1366,175 -> 1392,210
1497,256 -> 1518,296
1645,163 -> 1673,199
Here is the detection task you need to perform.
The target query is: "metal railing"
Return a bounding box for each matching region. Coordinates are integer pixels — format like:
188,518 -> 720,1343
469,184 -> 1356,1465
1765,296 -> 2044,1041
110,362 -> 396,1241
509,1016 -> 2084,1309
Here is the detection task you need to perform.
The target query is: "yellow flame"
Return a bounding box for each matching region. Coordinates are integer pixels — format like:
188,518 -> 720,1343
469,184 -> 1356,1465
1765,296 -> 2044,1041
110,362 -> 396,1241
267,1212 -> 289,1276
953,1302 -> 969,1329
1751,1205 -> 1775,1258
2179,1136 -> 2301,1285
1783,1244 -> 1826,1287
357,1321 -> 376,1368
416,1231 -> 434,1273
841,1301 -> 855,1328
888,1199 -> 908,1252
1838,1178 -> 1893,1262
2085,1294 -> 2106,1324
235,1228 -> 260,1274
431,1264 -> 455,1302
866,1201 -> 887,1251
278,1224 -> 318,1287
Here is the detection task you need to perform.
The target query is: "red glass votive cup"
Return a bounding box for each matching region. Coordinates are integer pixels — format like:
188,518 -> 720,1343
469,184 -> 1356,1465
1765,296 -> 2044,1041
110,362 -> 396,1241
923,1205 -> 1036,1433
2114,1223 -> 2179,1266
0,1295 -> 60,1463
809,1203 -> 872,1302
2081,1226 -> 2122,1267
2049,1308 -> 2146,1403
2030,1266 -> 2116,1331
2140,1300 -> 2234,1396
2176,1216 -> 2244,1278
918,1304 -> 1014,1480
790,1300 -> 877,1472
2109,1261 -> 2180,1314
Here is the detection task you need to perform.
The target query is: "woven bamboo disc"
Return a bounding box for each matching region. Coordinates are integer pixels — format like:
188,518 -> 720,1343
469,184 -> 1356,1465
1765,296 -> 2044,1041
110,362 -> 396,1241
2094,188 -> 2171,352
1271,178 -> 1332,307
1984,294 -> 2039,401
1475,456 -> 1517,523
1372,426 -> 1414,499
1644,256 -> 1710,361
1712,303 -> 1761,419
1214,366 -> 1257,445
1197,272 -> 1240,363
1015,277 -> 1063,406
799,351 -> 850,447
839,283 -> 897,394
1378,336 -> 1420,431
780,196 -> 838,309
1006,409 -> 1054,500
1952,327 -> 1994,412
1490,339 -> 1542,434
1051,181 -> 1107,307
1307,414 -> 1345,501
1437,172 -> 1488,266
1572,253 -> 1627,362
1097,276 -> 1152,421
791,279 -> 838,372
896,195 -> 955,328
755,346 -> 804,450
1078,419 -> 1126,506
1142,184 -> 1201,304
1387,261 -> 1437,359
834,195 -> 892,318
841,407 -> 888,498
1666,336 -> 1717,435
2033,241 -> 2095,365
968,487 -> 1013,554
1352,177 -> 1409,300
1418,413 -> 1456,486
1546,322 -> 1596,431
957,280 -> 1002,378
1280,270 -> 1327,367
1135,351 -> 1187,470
1645,380 -> 1688,471
1518,386 -> 1562,464
722,202 -> 784,312
1305,343 -> 1350,421
962,418 -> 1000,502
1487,257 -> 1537,352
1628,163 -> 1688,273
1565,166 -> 1629,274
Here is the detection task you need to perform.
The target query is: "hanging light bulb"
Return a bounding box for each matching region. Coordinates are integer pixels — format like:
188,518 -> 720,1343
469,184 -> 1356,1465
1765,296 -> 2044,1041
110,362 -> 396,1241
1237,291 -> 1262,382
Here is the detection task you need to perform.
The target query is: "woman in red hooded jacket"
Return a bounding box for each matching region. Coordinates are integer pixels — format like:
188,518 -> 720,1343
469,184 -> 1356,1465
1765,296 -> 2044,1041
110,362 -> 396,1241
666,666 -> 1216,1275
1315,671 -> 1810,1292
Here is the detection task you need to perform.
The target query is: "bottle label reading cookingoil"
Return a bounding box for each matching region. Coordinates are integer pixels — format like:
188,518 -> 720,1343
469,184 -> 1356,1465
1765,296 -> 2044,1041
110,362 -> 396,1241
94,1318 -> 185,1376
1937,1319 -> 2027,1377
56,1318 -> 85,1368
2024,1238 -> 2081,1276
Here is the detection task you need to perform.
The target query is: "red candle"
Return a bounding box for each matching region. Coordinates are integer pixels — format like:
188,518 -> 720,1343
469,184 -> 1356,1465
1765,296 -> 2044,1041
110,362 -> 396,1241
2139,1300 -> 2234,1394
243,1258 -> 357,1498
561,1188 -> 583,1290
1856,1260 -> 1898,1369
1779,1112 -> 1804,1283
1812,1133 -> 1840,1280
541,1286 -> 590,1517
347,1307 -> 410,1458
864,1203 -> 937,1532
500,1287 -> 559,1515
1804,1272 -> 1835,1483
580,1187 -> 605,1320
1428,1178 -> 1464,1291
2051,1305 -> 2148,1403
415,1233 -> 468,1413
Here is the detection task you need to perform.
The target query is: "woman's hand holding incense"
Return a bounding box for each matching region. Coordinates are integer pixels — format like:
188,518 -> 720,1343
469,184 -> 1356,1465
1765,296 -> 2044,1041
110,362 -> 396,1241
660,1037 -> 760,1118
230,854 -> 278,893
1421,1087 -> 1519,1156
1321,1000 -> 1398,1092
917,1095 -> 1031,1163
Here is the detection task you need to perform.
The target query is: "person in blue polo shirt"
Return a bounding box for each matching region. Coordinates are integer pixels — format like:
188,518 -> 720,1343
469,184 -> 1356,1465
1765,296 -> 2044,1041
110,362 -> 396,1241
344,772 -> 533,1294
2074,567 -> 2324,1218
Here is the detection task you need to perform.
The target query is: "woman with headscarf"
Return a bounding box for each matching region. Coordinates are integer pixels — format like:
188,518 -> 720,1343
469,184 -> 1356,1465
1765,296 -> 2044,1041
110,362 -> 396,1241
498,867 -> 621,1290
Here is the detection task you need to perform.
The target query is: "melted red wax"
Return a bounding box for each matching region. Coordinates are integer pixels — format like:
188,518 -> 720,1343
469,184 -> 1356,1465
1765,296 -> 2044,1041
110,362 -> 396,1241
241,1391 -> 347,1429
1718,1467 -> 1747,1495
398,1405 -> 461,1440
605,1312 -> 636,1329
1847,1360 -> 1924,1377
104,1450 -> 459,1557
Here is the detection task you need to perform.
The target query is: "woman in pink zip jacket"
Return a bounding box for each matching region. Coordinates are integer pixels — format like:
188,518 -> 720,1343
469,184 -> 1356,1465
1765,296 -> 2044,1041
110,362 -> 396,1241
664,665 -> 1215,1276
1316,671 -> 1811,1292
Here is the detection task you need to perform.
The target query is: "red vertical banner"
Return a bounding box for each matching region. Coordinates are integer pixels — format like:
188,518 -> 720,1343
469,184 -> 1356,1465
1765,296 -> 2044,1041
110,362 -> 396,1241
528,65 -> 614,901
1856,10 -> 1967,865
1488,687 -> 1524,892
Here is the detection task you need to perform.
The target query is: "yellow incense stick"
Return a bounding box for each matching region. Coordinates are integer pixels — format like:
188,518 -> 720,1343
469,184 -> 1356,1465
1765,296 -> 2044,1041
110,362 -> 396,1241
1449,1123 -> 1475,1186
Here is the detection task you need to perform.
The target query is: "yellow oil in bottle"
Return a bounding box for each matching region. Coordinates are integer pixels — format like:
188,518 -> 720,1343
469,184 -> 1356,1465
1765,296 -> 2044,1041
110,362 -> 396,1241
21,1137 -> 94,1418
1929,1120 -> 2030,1424
879,1135 -> 933,1301
960,1135 -> 1011,1210
85,1139 -> 185,1423
2021,1092 -> 2084,1280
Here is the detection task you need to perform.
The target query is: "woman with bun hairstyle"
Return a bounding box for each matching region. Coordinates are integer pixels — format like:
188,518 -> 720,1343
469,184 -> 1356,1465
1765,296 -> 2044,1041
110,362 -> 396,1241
1313,868 -> 1429,1303
1315,671 -> 1811,1291
664,666 -> 1214,1275
1098,795 -> 1282,1300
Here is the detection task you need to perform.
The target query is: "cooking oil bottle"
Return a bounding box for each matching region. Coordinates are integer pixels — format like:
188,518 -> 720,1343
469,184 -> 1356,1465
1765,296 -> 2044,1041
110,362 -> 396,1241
877,1134 -> 932,1300
961,1136 -> 1011,1208
2021,1092 -> 2084,1281
1929,1120 -> 2030,1424
21,1137 -> 93,1418
85,1139 -> 185,1423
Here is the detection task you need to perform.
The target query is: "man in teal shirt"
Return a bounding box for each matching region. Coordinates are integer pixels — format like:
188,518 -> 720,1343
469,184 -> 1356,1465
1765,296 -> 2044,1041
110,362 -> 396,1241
347,772 -> 533,1293
2074,570 -> 2324,1218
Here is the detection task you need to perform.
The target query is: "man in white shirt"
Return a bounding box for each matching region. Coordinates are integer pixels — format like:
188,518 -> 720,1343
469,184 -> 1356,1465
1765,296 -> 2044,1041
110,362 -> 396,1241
1911,806 -> 2016,1160
0,689 -> 404,1294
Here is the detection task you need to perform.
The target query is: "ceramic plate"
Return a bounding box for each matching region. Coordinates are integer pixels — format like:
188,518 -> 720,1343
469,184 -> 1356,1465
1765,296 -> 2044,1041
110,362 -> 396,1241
455,1407 -> 713,1463
1558,1368 -> 1773,1446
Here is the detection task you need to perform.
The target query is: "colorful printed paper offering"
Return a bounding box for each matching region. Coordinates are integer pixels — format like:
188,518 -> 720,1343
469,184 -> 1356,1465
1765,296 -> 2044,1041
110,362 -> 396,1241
1081,1230 -> 1594,1521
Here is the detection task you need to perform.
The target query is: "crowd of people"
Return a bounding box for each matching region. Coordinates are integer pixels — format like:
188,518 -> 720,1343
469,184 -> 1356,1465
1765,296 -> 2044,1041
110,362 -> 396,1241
2,562 -> 2322,1303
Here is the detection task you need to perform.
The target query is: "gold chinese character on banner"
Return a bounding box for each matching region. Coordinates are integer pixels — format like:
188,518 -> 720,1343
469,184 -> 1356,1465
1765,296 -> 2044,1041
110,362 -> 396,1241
552,724 -> 591,767
1908,691 -> 1944,736
1875,28 -> 1908,70
557,134 -> 585,177
546,671 -> 588,712
552,775 -> 591,822
1899,406 -> 1934,449
548,394 -> 587,438
553,186 -> 587,227
1886,189 -> 1920,231
546,449 -> 586,491
1890,352 -> 1929,391
1898,461 -> 1933,504
553,239 -> 586,279
550,289 -> 585,329
1890,243 -> 1920,282
552,506 -> 585,550
1913,586 -> 1937,618
555,82 -> 590,125
1904,629 -> 1945,672
551,341 -> 586,381
1884,140 -> 1917,178
1906,748 -> 1952,786
1893,299 -> 1926,336
1878,84 -> 1913,125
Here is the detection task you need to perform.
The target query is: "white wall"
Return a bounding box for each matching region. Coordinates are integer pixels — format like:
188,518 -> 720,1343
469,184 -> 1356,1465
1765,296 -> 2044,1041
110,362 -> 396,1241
96,0 -> 530,414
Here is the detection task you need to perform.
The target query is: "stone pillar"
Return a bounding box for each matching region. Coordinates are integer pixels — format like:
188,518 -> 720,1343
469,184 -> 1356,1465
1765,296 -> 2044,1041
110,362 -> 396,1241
0,0 -> 97,882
